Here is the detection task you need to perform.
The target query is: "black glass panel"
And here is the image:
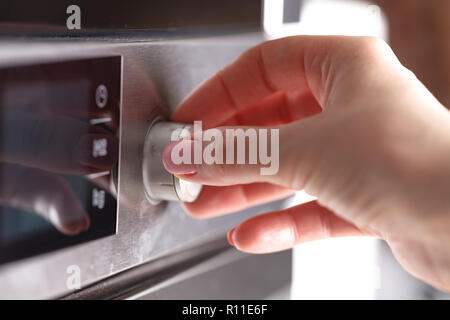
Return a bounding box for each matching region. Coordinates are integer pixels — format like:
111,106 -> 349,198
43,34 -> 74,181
0,56 -> 121,264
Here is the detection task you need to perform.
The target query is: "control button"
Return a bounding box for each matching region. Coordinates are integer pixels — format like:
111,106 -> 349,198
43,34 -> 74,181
142,119 -> 203,204
175,178 -> 203,203
95,84 -> 108,108
92,138 -> 108,158
92,188 -> 106,210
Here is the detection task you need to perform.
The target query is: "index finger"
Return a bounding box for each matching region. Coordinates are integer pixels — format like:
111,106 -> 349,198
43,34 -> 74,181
172,35 -> 361,128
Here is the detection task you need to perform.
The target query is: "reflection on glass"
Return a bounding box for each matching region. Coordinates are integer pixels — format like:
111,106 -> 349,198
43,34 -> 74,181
0,57 -> 121,264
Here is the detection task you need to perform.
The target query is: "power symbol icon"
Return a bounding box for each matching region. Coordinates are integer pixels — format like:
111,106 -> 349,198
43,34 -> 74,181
95,84 -> 108,108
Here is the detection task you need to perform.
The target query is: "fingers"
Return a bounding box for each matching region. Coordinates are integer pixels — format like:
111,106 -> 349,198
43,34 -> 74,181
171,36 -> 395,128
182,183 -> 295,218
0,110 -> 118,174
227,200 -> 370,254
219,91 -> 322,127
0,163 -> 90,235
162,120 -> 319,189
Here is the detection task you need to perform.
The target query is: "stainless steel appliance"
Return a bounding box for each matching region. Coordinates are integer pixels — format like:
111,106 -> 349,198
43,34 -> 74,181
0,1 -> 292,299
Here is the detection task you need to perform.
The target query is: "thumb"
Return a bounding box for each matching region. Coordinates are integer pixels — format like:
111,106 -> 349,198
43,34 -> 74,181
161,119 -> 320,188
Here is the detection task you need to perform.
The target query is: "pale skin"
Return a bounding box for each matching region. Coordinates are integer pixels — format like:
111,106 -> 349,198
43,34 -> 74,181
162,36 -> 450,292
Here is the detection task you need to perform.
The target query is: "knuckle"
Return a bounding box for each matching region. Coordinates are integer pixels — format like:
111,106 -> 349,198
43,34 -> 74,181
316,207 -> 332,238
351,37 -> 395,63
213,161 -> 228,177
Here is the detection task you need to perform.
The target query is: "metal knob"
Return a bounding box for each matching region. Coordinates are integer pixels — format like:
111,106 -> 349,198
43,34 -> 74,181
142,119 -> 203,205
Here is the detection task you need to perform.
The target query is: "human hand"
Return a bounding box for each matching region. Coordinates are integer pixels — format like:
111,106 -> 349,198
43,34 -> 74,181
163,36 -> 450,291
0,112 -> 118,235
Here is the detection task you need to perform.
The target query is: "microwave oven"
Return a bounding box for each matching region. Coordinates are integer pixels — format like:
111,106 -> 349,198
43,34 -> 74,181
0,0 -> 293,299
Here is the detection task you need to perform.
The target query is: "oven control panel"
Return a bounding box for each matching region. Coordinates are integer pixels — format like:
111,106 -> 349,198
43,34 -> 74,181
0,57 -> 121,264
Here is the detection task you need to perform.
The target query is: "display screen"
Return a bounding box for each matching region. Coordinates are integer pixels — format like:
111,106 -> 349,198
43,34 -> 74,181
0,57 -> 121,264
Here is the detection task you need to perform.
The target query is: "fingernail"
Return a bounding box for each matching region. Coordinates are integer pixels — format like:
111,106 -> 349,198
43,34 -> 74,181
162,140 -> 198,175
74,134 -> 119,170
227,228 -> 236,246
62,211 -> 90,235
57,216 -> 90,235
80,217 -> 91,232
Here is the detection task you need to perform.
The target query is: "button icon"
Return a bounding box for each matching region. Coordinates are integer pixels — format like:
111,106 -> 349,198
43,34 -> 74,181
92,138 -> 108,158
95,84 -> 108,108
92,188 -> 106,210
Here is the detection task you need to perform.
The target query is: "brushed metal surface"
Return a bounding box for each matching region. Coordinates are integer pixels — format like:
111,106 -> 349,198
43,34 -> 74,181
0,33 -> 288,299
128,248 -> 292,300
